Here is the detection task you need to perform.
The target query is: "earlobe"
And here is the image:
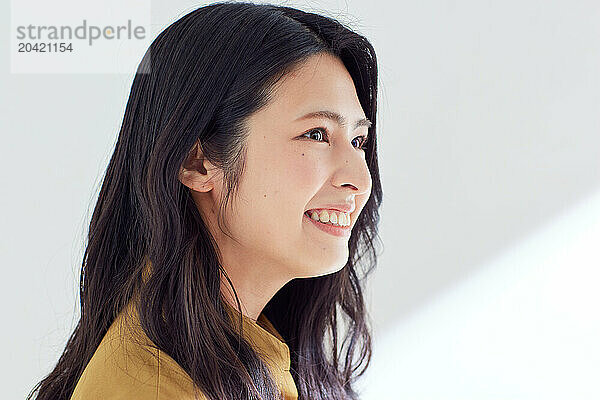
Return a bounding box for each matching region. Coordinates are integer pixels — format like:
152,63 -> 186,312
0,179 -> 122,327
178,167 -> 215,192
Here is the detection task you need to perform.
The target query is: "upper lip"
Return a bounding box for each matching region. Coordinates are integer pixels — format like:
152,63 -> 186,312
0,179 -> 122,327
306,203 -> 355,213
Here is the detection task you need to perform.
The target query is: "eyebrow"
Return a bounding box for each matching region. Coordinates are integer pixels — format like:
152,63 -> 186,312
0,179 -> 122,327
295,110 -> 372,131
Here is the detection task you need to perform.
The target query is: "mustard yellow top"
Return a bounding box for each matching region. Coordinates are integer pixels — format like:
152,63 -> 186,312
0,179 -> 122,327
69,298 -> 298,399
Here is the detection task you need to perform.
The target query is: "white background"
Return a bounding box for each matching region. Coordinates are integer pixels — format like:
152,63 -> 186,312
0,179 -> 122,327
1,1 -> 599,399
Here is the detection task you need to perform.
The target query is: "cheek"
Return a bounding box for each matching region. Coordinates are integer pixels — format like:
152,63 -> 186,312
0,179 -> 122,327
257,145 -> 324,197
238,148 -> 314,212
285,148 -> 325,189
267,154 -> 319,213
240,143 -> 326,217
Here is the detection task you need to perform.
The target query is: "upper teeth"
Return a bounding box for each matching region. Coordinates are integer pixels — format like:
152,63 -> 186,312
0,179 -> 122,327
307,209 -> 351,227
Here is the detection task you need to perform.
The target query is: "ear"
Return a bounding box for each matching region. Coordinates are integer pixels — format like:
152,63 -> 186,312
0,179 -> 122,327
178,140 -> 220,192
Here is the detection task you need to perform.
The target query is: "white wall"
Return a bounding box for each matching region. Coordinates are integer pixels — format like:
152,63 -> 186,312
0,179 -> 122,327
1,1 -> 599,399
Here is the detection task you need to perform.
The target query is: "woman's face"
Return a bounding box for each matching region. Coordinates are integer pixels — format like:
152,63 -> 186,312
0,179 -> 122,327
194,52 -> 372,280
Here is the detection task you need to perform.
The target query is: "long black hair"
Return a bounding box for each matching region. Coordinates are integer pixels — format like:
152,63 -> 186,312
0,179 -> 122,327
27,2 -> 383,399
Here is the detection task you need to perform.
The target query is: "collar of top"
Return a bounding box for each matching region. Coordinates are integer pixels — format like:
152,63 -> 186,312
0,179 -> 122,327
139,257 -> 292,374
223,300 -> 292,373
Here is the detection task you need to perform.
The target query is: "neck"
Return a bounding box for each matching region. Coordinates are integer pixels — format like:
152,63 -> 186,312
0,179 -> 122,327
218,252 -> 292,322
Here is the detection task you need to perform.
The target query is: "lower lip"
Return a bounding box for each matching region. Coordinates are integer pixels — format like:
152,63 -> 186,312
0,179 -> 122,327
303,212 -> 352,237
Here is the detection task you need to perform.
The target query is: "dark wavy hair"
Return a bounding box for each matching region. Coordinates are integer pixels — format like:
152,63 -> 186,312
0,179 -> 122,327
27,2 -> 382,399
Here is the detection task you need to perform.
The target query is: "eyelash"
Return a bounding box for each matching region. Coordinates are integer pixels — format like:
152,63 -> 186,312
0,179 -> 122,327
301,127 -> 368,150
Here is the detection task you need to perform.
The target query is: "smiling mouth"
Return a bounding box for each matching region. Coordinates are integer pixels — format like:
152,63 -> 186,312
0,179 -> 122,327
303,210 -> 351,227
304,211 -> 349,228
303,211 -> 352,237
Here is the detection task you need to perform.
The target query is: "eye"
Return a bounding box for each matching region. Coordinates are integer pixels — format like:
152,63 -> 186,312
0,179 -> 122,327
301,128 -> 368,150
352,135 -> 368,150
301,127 -> 329,143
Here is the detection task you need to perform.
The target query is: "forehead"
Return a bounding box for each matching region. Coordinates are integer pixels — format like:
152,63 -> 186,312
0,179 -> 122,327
264,53 -> 366,120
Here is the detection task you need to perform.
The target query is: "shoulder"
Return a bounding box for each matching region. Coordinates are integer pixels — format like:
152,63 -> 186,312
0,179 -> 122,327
70,309 -> 206,400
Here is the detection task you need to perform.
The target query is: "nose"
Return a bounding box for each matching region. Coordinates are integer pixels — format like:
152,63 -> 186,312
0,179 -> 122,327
330,141 -> 372,197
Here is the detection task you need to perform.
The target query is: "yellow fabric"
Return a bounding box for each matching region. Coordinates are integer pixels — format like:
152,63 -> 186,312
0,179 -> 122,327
69,298 -> 298,399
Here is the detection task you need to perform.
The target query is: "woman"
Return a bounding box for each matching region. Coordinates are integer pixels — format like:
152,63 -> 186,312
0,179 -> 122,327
27,2 -> 382,399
